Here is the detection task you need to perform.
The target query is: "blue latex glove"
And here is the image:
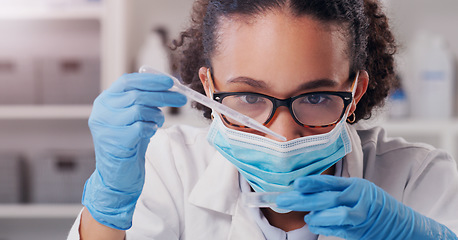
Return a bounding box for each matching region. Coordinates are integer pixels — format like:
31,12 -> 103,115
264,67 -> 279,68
82,73 -> 187,230
276,175 -> 457,240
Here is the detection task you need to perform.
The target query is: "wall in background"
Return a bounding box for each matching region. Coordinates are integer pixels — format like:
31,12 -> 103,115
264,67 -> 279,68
386,0 -> 458,56
126,0 -> 194,74
383,0 -> 458,117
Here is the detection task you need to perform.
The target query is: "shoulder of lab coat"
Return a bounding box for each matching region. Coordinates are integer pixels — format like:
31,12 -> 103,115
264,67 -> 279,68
354,124 -> 458,234
126,124 -> 264,239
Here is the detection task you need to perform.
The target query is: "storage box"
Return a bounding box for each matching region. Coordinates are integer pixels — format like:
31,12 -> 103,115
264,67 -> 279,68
28,150 -> 95,203
39,57 -> 100,104
0,152 -> 23,203
0,57 -> 37,104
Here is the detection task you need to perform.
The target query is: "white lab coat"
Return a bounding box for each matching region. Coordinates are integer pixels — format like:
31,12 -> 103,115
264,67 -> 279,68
67,124 -> 458,239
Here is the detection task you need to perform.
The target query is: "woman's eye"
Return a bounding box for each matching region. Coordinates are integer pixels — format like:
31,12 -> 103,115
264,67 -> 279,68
304,94 -> 328,104
241,95 -> 263,104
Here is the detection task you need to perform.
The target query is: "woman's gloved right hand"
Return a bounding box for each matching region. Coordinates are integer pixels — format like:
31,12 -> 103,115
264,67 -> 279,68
82,72 -> 187,230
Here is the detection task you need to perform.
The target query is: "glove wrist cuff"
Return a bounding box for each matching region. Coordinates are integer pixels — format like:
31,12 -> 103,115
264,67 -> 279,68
81,173 -> 142,230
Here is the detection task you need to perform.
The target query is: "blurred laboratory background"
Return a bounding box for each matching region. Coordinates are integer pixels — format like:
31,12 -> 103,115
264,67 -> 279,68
0,0 -> 456,239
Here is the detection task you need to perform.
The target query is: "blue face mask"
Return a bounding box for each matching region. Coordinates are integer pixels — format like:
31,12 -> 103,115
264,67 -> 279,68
207,113 -> 352,194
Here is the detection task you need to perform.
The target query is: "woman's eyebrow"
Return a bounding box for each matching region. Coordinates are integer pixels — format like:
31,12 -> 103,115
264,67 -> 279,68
296,79 -> 339,91
227,77 -> 268,89
227,76 -> 339,91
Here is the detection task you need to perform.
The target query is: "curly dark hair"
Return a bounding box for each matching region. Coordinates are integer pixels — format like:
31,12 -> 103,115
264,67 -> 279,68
173,0 -> 397,123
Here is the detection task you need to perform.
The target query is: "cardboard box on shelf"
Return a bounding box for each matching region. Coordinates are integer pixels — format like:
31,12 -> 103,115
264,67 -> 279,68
0,152 -> 23,203
38,57 -> 100,104
0,57 -> 37,104
28,150 -> 95,203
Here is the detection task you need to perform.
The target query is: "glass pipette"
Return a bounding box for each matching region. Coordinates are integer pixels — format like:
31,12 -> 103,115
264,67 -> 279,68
139,65 -> 286,141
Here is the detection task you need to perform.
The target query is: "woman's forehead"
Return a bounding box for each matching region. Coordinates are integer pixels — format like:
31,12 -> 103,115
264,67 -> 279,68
210,11 -> 351,94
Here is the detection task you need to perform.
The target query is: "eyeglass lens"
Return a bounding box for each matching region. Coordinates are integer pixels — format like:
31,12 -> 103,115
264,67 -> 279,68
220,93 -> 345,126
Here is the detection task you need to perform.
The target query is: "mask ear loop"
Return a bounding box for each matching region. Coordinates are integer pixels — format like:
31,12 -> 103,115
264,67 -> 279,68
350,71 -> 360,100
207,68 -> 218,120
206,68 -> 216,99
345,71 -> 360,122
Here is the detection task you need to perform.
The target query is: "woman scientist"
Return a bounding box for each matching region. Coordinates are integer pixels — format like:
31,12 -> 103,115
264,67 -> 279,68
68,0 -> 458,239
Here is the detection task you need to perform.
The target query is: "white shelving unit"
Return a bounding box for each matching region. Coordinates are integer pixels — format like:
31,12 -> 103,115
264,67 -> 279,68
0,1 -> 136,230
0,204 -> 82,219
0,2 -> 198,232
0,204 -> 82,240
0,2 -> 103,239
0,105 -> 92,119
0,2 -> 102,119
0,5 -> 102,20
0,205 -> 82,239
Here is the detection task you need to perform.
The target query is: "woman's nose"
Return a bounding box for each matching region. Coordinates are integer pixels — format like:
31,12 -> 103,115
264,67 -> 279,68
265,107 -> 306,141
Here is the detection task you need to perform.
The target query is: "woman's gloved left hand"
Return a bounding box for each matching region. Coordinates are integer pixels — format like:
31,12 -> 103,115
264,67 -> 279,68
276,175 -> 457,240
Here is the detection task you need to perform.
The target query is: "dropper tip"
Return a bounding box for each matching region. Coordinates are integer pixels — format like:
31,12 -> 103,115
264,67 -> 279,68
139,65 -> 157,74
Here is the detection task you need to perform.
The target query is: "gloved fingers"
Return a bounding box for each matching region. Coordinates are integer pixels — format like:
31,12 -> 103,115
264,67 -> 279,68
276,191 -> 343,211
305,206 -> 367,227
105,121 -> 160,142
101,90 -> 187,109
142,90 -> 187,108
293,175 -> 353,194
108,73 -> 175,93
91,121 -> 160,157
337,179 -> 376,207
276,176 -> 370,212
89,104 -> 165,127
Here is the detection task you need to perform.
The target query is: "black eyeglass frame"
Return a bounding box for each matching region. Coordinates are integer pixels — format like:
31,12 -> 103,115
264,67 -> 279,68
213,91 -> 353,128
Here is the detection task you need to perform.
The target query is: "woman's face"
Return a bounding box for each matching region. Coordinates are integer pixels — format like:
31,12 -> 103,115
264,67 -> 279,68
200,10 -> 368,141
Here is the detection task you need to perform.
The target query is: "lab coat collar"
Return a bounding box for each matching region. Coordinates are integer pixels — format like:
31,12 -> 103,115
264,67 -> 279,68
227,196 -> 266,239
342,124 -> 364,178
188,150 -> 240,215
188,150 -> 265,239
